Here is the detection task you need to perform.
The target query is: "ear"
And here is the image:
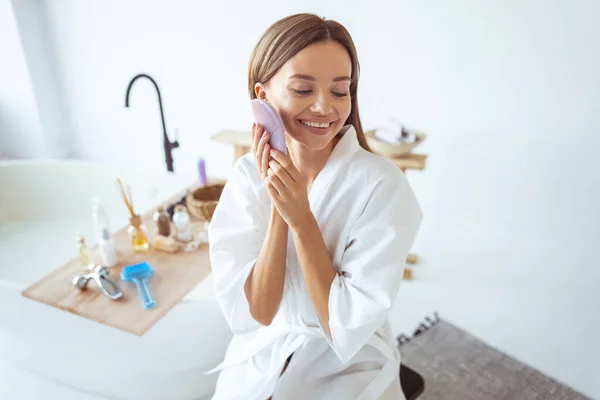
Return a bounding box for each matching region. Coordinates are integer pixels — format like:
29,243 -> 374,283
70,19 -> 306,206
254,82 -> 268,101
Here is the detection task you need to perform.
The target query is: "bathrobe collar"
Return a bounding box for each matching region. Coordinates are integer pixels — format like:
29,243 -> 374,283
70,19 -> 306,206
308,124 -> 360,210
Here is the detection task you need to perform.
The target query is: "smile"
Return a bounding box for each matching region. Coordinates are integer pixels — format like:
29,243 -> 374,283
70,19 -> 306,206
299,120 -> 334,128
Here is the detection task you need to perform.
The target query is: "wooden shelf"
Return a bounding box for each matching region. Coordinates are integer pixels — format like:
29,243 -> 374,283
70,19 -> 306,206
389,154 -> 427,171
212,129 -> 252,147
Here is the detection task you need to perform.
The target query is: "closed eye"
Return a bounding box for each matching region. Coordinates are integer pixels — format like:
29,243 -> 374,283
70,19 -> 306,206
292,89 -> 348,98
293,89 -> 312,95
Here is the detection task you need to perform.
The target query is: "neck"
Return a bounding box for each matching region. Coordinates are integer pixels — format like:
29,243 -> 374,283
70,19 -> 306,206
287,135 -> 340,190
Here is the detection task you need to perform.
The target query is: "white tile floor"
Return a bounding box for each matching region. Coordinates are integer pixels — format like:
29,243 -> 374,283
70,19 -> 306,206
1,228 -> 598,399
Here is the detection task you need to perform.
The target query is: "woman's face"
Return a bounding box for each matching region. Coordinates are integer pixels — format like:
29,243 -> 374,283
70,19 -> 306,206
256,40 -> 352,151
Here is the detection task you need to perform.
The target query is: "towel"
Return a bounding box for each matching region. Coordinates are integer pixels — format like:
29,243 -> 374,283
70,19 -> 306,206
375,119 -> 417,144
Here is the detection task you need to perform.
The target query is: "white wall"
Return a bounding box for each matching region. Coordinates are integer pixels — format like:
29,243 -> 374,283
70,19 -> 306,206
0,0 -> 73,158
11,0 -> 74,158
0,0 -> 45,158
341,0 -> 600,244
4,0 -> 600,397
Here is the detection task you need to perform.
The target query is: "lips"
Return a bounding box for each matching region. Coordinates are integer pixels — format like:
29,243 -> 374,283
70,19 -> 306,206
299,119 -> 334,128
298,119 -> 336,136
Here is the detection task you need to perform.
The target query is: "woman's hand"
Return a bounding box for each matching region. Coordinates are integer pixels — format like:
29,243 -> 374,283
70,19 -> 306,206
251,123 -> 271,185
264,148 -> 312,230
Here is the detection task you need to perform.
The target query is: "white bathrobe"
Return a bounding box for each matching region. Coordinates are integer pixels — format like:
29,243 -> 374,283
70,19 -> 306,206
205,124 -> 423,399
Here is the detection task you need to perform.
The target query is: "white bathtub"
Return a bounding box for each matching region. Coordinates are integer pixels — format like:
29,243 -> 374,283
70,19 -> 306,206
0,159 -> 231,400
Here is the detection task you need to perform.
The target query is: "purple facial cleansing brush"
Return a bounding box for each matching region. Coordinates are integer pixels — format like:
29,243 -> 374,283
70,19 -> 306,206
251,99 -> 287,155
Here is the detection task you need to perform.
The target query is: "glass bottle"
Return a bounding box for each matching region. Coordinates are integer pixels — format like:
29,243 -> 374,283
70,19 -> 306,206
76,235 -> 90,266
153,206 -> 172,237
172,205 -> 192,242
127,214 -> 149,252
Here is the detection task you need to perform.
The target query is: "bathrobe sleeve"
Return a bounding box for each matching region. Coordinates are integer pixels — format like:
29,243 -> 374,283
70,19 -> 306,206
207,155 -> 267,334
322,172 -> 423,365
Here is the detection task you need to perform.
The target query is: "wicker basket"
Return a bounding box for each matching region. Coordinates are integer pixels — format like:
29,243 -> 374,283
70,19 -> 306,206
186,183 -> 225,221
365,129 -> 426,157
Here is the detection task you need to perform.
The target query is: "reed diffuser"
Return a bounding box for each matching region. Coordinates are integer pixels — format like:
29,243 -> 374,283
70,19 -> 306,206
116,178 -> 149,252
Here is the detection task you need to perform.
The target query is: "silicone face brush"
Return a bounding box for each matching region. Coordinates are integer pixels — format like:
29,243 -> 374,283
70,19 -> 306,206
251,99 -> 287,155
121,261 -> 156,309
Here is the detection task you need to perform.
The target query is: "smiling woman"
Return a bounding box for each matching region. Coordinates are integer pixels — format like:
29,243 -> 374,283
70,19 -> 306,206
248,14 -> 371,153
206,13 -> 423,400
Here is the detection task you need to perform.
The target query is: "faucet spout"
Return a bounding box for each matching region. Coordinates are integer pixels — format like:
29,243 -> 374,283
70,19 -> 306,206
125,73 -> 179,172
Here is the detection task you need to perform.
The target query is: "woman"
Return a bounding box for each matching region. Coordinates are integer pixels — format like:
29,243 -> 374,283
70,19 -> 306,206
205,13 -> 423,399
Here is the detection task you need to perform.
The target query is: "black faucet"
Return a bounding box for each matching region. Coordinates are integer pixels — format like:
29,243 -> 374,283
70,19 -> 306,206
125,73 -> 179,172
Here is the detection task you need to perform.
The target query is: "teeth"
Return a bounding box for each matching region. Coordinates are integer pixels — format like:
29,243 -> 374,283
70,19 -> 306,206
301,120 -> 331,128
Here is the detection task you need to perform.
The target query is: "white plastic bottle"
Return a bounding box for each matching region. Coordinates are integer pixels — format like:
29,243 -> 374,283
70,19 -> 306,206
98,227 -> 117,267
92,198 -> 117,267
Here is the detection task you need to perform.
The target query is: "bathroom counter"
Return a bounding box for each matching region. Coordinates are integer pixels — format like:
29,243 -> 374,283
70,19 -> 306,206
21,183 -> 219,336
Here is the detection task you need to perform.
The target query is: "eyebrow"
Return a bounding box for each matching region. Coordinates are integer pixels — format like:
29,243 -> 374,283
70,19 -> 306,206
289,74 -> 351,82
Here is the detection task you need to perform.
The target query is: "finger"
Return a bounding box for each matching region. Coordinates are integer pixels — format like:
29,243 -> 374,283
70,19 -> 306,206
269,160 -> 294,188
262,144 -> 270,179
251,123 -> 259,154
257,131 -> 270,175
255,131 -> 262,174
269,149 -> 300,182
259,131 -> 270,152
264,175 -> 280,198
254,126 -> 266,167
253,123 -> 265,156
267,169 -> 286,195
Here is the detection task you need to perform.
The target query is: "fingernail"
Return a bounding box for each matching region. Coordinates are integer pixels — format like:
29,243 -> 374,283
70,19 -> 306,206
252,122 -> 256,129
269,149 -> 274,154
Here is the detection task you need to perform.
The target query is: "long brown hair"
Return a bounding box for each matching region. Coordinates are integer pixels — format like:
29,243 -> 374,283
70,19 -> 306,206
248,13 -> 372,153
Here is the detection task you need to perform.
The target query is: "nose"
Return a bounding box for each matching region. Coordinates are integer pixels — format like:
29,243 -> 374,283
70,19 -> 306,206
309,91 -> 333,115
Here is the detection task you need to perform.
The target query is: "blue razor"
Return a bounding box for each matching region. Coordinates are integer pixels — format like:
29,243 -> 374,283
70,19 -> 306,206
121,262 -> 156,309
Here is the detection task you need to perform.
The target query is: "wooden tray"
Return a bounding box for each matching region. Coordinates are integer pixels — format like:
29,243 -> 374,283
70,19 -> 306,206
21,184 -> 220,336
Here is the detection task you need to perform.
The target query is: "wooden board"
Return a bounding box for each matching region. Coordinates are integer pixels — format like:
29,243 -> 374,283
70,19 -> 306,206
21,184 -> 216,336
390,154 -> 427,171
407,254 -> 419,264
212,129 -> 252,148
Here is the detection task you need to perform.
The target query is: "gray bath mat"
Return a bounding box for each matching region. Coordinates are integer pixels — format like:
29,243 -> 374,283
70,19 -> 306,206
397,314 -> 590,400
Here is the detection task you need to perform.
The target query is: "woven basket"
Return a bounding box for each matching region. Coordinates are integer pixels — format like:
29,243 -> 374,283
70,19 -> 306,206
186,183 -> 225,221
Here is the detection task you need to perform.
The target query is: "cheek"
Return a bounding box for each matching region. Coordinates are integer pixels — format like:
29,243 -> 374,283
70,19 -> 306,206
338,99 -> 352,123
275,96 -> 305,126
272,92 -> 352,136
